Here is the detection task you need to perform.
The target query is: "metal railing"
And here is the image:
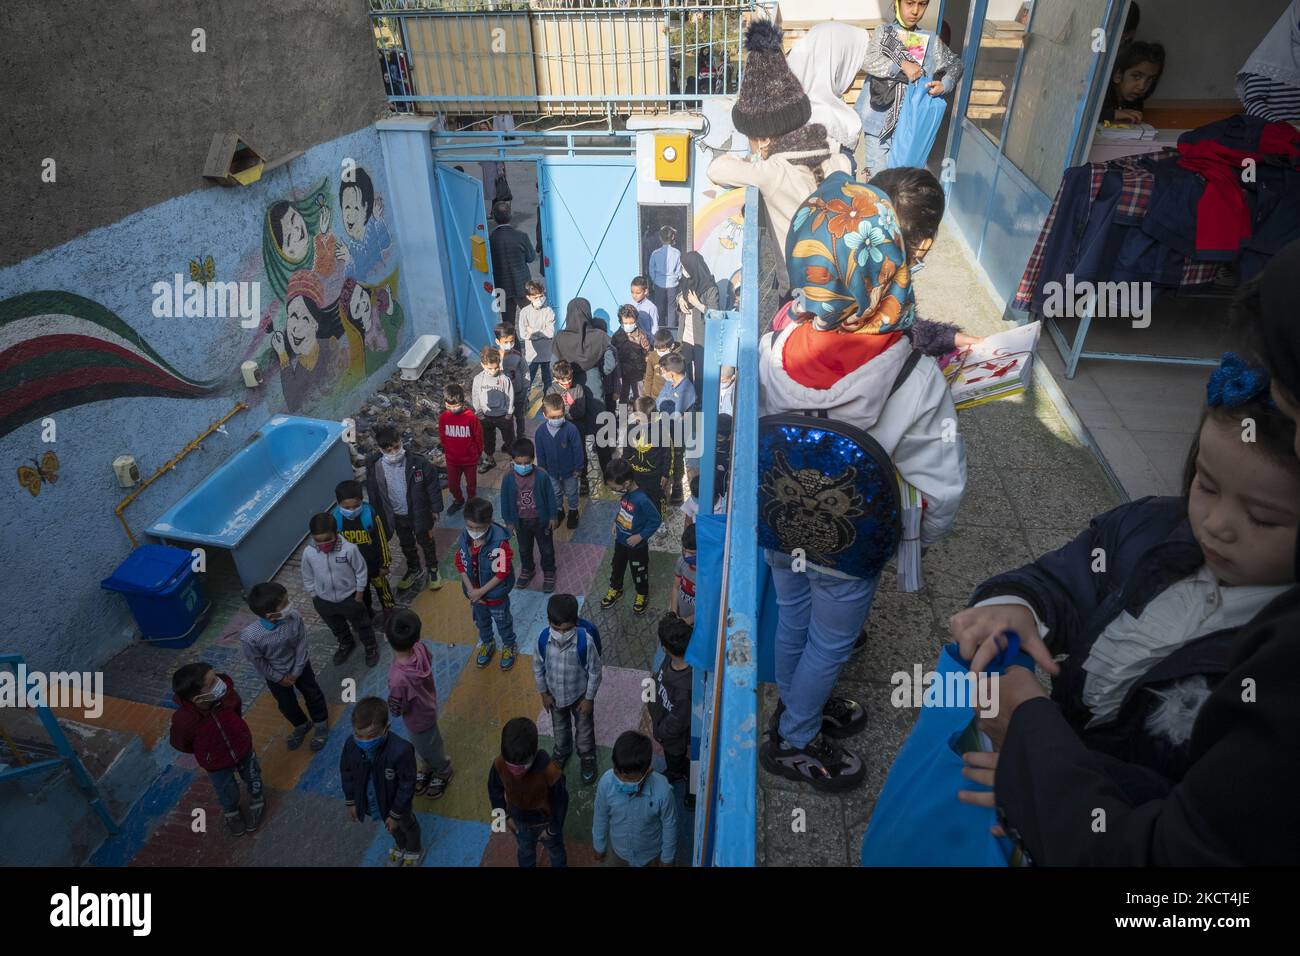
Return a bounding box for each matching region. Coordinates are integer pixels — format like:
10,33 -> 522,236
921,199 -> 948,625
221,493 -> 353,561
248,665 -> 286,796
370,1 -> 771,115
692,186 -> 759,866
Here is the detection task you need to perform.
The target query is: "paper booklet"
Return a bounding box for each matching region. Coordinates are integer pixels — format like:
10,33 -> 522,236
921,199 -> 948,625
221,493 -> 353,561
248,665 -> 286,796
938,321 -> 1042,411
1095,121 -> 1158,141
895,474 -> 924,593
897,28 -> 931,66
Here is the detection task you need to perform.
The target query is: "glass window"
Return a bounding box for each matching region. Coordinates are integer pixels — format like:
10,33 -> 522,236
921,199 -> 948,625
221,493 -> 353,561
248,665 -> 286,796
963,2 -> 1032,146
1001,0 -> 1113,195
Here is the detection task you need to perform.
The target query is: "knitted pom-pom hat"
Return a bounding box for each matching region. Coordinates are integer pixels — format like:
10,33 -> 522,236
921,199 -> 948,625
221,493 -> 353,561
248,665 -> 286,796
732,20 -> 811,140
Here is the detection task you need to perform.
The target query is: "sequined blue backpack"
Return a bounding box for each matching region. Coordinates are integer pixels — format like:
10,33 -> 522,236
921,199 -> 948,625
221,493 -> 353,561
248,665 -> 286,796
758,349 -> 922,579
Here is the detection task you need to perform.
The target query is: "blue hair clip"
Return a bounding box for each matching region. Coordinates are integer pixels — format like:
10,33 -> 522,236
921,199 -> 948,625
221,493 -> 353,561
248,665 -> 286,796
1206,352 -> 1273,409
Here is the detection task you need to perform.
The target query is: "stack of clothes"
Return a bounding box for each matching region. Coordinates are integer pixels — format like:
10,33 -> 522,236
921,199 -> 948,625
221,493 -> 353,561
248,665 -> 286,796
1015,115 -> 1300,316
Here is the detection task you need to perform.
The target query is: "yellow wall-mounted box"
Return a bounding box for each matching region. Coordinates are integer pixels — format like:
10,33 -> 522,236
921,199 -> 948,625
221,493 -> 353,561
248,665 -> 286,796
654,133 -> 690,182
470,234 -> 488,273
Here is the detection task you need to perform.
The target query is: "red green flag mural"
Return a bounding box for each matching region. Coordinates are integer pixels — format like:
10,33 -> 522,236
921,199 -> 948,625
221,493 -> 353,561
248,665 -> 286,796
0,290 -> 224,438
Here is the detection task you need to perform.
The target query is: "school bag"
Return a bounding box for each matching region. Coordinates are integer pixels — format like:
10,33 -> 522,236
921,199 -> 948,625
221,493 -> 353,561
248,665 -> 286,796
536,620 -> 603,669
757,348 -> 922,579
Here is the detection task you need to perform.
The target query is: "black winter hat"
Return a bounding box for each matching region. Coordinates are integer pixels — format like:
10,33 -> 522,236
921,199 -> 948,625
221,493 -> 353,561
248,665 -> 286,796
731,20 -> 811,140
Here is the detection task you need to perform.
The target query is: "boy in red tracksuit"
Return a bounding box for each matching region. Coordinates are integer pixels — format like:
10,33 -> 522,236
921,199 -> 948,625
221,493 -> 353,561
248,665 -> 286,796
169,662 -> 264,837
439,383 -> 484,516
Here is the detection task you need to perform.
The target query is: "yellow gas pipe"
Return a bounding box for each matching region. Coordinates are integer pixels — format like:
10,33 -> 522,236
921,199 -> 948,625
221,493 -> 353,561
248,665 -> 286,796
114,401 -> 248,547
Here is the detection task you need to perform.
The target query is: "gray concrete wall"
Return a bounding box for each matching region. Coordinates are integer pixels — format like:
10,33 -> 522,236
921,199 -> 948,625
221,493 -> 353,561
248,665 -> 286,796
1137,0 -> 1290,101
0,0 -> 387,268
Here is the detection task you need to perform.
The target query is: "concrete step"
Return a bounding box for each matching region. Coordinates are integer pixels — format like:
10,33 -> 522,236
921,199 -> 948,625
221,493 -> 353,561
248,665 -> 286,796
0,709 -> 156,866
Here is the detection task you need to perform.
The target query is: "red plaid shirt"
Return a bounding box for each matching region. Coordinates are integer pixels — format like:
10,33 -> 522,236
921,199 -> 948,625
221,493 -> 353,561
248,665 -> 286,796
1013,150 -> 1218,311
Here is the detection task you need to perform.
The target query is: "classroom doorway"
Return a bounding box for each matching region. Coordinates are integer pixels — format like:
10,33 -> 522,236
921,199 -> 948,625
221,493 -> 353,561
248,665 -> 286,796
638,205 -> 691,277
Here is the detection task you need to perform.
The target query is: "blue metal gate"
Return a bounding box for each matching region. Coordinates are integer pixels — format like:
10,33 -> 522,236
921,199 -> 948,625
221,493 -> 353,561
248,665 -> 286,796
538,157 -> 639,328
436,164 -> 500,352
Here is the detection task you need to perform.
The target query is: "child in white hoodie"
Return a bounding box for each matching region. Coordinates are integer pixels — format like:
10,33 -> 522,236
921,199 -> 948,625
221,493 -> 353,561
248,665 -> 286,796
758,174 -> 965,792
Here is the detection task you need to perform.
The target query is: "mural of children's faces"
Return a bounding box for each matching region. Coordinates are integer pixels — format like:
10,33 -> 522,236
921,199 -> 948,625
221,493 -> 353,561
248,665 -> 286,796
347,281 -> 373,334
275,205 -> 311,263
280,295 -> 320,359
339,168 -> 381,242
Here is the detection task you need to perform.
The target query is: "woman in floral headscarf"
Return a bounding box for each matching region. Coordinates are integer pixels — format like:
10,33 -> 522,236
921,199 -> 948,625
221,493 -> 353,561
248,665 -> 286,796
757,172 -> 967,792
261,178 -> 349,306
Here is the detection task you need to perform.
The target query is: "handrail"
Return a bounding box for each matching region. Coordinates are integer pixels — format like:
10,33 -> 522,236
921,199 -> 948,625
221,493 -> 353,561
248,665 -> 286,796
693,185 -> 760,866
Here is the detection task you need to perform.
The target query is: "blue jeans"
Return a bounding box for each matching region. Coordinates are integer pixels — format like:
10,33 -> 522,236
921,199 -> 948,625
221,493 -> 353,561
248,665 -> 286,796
515,821 -> 567,867
551,473 -> 580,510
472,600 -> 516,648
768,557 -> 881,749
863,131 -> 892,178
209,751 -> 263,813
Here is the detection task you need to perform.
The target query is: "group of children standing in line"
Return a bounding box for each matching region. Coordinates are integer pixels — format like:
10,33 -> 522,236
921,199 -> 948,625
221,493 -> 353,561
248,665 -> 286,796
167,260 -> 718,864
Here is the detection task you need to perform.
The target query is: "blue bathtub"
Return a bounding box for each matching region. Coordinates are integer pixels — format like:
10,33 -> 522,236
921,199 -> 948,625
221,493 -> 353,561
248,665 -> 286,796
147,415 -> 354,590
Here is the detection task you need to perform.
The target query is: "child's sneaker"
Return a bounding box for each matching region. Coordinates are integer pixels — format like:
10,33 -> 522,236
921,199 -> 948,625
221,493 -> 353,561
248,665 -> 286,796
475,641 -> 495,668
600,587 -> 623,609
556,507 -> 566,527
332,642 -> 356,666
287,721 -> 311,751
225,810 -> 246,837
401,849 -> 425,867
447,500 -> 464,516
580,754 -> 597,784
767,697 -> 867,741
397,570 -> 421,591
633,594 -> 649,615
426,568 -> 442,591
387,847 -> 403,867
245,797 -> 266,832
310,722 -> 329,752
542,572 -> 556,593
478,455 -> 494,474
500,645 -> 517,671
516,568 -> 535,590
552,750 -> 571,770
759,733 -> 865,792
415,770 -> 432,796
426,766 -> 453,799
567,509 -> 579,530
364,644 -> 380,667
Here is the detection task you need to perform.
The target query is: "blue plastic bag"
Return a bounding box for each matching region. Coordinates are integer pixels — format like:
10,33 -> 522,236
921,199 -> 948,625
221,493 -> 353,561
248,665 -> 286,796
887,78 -> 948,169
860,637 -> 1034,866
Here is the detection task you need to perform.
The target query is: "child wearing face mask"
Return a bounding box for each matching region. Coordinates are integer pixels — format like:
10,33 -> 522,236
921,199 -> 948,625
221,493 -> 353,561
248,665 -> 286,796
240,582 -> 329,753
658,352 -> 696,506
535,394 -> 584,529
499,438 -> 559,593
545,360 -> 599,498
437,383 -> 483,516
495,323 -> 531,439
385,610 -> 454,800
669,524 -> 698,628
518,279 -> 556,393
170,662 -> 263,836
592,731 -> 677,867
455,496 -> 519,671
340,697 -> 422,866
534,593 -> 603,784
302,512 -> 380,667
630,275 -> 659,339
951,353 -> 1300,791
365,424 -> 444,593
642,329 -> 686,401
649,613 -> 694,807
473,346 -> 516,474
612,303 -> 652,404
601,459 -> 661,615
621,395 -> 671,515
487,717 -> 569,868
331,479 -> 394,621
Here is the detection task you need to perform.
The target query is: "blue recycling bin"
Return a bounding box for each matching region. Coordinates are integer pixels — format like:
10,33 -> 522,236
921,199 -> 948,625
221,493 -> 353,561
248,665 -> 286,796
102,545 -> 211,648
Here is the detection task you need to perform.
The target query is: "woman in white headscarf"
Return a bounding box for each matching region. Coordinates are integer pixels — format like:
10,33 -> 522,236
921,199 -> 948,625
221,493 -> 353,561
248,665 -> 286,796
786,21 -> 872,171
1238,0 -> 1300,122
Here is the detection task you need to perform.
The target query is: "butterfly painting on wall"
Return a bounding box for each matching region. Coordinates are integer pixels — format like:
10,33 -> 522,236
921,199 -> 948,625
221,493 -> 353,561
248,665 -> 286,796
188,255 -> 215,286
18,450 -> 59,497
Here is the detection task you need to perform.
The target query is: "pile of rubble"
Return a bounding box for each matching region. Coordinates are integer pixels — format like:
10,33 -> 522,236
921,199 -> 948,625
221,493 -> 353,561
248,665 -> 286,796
347,348 -> 476,473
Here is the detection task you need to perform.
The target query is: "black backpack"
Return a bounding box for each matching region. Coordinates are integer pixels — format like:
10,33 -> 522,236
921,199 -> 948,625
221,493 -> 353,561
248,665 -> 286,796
758,349 -> 922,579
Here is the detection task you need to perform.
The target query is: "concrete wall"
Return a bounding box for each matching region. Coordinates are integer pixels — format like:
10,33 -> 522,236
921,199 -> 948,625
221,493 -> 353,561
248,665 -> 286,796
0,0 -> 387,267
1136,0 -> 1290,101
0,0 -> 424,673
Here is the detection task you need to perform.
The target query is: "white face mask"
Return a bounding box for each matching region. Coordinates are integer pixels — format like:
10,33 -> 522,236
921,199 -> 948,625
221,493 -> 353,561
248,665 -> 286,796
549,626 -> 575,642
545,418 -> 564,432
529,297 -> 546,308
656,348 -> 670,357
198,678 -> 227,703
622,322 -> 638,333
467,527 -> 489,540
383,449 -> 404,465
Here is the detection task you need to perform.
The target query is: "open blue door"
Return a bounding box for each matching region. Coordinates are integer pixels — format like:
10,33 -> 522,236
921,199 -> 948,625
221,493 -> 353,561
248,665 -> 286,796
538,158 -> 638,330
436,164 -> 498,352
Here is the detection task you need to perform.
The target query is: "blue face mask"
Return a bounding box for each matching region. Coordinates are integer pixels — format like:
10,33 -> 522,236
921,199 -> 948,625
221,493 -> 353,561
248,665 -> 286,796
258,617 -> 280,631
340,505 -> 362,520
514,463 -> 533,476
354,733 -> 385,754
615,772 -> 646,795
684,553 -> 697,568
